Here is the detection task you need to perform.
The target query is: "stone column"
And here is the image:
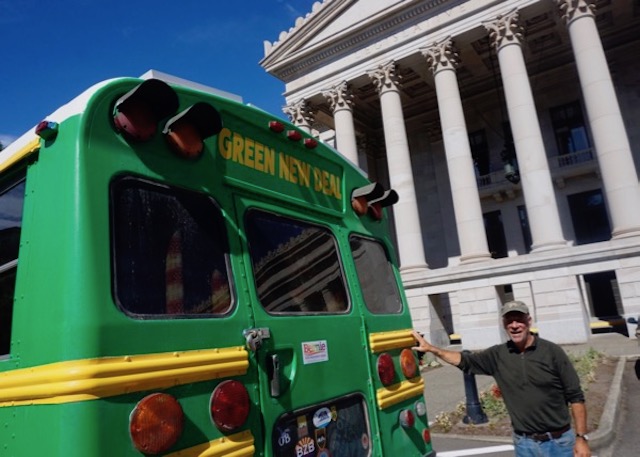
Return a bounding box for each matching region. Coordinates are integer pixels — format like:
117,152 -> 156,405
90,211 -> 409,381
323,81 -> 359,165
556,0 -> 640,239
283,99 -> 314,134
368,61 -> 428,273
484,10 -> 567,252
422,38 -> 491,264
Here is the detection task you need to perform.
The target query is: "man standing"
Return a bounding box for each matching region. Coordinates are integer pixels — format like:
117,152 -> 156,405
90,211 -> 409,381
412,300 -> 591,457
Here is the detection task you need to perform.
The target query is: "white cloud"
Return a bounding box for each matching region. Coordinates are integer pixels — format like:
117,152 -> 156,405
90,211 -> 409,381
0,134 -> 18,148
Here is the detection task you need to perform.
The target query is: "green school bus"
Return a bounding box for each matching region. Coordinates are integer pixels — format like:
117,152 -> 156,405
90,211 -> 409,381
0,75 -> 435,456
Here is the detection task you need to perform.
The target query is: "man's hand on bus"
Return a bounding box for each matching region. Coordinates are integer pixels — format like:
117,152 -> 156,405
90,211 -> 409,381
411,330 -> 462,367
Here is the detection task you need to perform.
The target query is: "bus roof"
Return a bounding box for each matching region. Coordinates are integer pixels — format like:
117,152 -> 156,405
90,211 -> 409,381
0,71 -> 244,174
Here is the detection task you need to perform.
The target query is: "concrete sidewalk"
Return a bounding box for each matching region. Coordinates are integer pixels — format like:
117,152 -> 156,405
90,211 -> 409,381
419,332 -> 640,451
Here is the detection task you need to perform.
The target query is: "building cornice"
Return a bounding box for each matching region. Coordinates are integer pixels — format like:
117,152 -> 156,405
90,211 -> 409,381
262,0 -> 475,81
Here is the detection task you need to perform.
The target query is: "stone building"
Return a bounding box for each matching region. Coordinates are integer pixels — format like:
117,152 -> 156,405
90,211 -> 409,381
260,0 -> 640,349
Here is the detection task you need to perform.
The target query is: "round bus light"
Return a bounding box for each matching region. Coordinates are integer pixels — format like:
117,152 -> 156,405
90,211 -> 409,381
399,409 -> 415,429
351,196 -> 368,216
269,121 -> 285,133
304,138 -> 318,149
369,202 -> 383,221
113,79 -> 179,142
400,348 -> 417,378
210,380 -> 250,432
163,102 -> 223,159
377,353 -> 396,386
35,121 -> 59,141
422,428 -> 432,443
287,130 -> 302,142
414,400 -> 427,417
129,393 -> 184,455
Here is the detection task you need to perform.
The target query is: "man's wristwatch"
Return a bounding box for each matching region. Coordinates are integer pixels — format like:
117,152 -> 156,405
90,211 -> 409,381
576,433 -> 590,442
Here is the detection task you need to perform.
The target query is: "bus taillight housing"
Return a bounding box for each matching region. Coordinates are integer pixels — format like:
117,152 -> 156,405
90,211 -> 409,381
129,393 -> 184,455
163,102 -> 222,159
210,380 -> 250,432
351,183 -> 398,220
114,79 -> 179,142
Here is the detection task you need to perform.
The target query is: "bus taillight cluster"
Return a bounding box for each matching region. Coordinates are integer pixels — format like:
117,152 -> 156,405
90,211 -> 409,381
128,381 -> 251,455
112,79 -> 222,160
351,182 -> 398,221
376,349 -> 431,443
268,120 -> 318,149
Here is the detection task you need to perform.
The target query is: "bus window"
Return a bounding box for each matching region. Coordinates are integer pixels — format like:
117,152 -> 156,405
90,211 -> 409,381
0,176 -> 25,355
111,176 -> 232,317
245,210 -> 348,314
350,236 -> 403,314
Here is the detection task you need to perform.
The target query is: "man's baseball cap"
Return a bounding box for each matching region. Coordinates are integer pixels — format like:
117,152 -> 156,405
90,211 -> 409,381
500,300 -> 530,316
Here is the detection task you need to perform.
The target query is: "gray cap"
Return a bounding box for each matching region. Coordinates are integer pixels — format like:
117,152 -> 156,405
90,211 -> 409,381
500,300 -> 530,316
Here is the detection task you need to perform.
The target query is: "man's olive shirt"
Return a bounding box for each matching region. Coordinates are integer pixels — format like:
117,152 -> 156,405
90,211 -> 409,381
457,336 -> 585,433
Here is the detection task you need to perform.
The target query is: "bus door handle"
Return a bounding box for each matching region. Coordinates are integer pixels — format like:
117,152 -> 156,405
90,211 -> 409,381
269,354 -> 281,397
243,327 -> 271,352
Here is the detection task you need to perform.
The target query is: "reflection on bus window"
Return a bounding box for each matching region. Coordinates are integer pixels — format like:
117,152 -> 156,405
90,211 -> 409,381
111,177 -> 232,317
246,210 -> 348,314
350,236 -> 402,314
0,177 -> 26,355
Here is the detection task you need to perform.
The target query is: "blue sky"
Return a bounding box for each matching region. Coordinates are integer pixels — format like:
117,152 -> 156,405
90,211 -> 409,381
0,0 -> 319,147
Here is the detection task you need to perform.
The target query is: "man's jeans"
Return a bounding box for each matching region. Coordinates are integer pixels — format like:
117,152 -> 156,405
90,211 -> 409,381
512,429 -> 575,457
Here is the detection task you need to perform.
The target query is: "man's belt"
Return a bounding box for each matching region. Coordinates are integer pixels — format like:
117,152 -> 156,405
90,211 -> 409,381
514,424 -> 571,442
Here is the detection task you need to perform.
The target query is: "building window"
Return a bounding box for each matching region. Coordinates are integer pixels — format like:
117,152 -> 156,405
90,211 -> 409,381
483,211 -> 508,258
550,101 -> 591,160
517,205 -> 533,254
567,189 -> 611,245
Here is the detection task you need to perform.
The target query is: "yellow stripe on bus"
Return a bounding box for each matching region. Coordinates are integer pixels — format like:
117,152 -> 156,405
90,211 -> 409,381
164,430 -> 255,457
0,137 -> 40,174
376,376 -> 424,410
0,346 -> 249,407
368,329 -> 414,353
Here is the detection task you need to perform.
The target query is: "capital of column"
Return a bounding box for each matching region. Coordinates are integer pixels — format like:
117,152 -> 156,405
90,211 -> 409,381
420,37 -> 460,75
483,9 -> 523,50
555,0 -> 596,25
367,61 -> 401,95
322,81 -> 354,113
283,99 -> 315,127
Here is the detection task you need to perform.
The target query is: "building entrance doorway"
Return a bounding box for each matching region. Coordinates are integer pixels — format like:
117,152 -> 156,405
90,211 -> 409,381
584,271 -> 628,336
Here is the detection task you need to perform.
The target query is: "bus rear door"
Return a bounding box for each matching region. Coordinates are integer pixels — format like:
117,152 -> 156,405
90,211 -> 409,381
236,198 -> 376,457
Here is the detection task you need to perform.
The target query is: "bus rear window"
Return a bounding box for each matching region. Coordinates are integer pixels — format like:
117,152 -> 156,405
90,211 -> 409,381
0,176 -> 25,355
350,236 -> 402,314
245,210 -> 348,314
111,177 -> 232,317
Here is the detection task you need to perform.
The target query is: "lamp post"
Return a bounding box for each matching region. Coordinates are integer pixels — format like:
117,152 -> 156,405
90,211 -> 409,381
462,351 -> 488,425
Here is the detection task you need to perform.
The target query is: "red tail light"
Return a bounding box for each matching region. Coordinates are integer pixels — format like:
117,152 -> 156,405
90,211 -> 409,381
399,409 -> 415,428
129,393 -> 184,455
210,380 -> 250,432
400,348 -> 417,378
377,353 -> 396,386
422,428 -> 432,443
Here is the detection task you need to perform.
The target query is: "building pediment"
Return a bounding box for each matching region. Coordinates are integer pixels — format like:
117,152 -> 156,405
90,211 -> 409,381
261,0 -> 472,82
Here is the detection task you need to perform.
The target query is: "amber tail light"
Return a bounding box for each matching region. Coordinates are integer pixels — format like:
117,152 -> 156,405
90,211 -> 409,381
129,393 -> 184,455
